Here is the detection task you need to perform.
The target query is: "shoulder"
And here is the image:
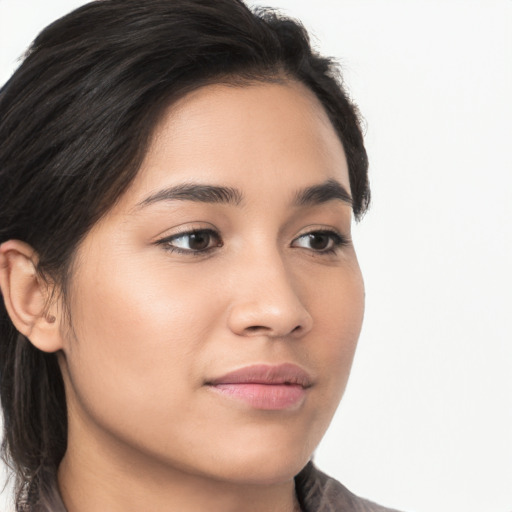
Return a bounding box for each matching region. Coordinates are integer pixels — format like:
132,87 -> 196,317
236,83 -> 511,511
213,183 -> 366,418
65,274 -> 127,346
295,462 -> 404,512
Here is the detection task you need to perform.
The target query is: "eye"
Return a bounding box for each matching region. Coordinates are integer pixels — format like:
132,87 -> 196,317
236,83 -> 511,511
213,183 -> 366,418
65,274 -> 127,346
157,229 -> 222,254
292,230 -> 348,253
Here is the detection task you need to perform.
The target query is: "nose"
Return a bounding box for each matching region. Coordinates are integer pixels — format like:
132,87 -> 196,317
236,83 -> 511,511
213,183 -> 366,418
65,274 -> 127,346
226,252 -> 313,339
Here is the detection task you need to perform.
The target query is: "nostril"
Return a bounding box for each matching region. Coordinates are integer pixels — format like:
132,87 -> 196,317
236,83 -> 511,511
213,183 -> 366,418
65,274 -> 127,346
228,300 -> 313,339
243,324 -> 304,336
245,325 -> 268,333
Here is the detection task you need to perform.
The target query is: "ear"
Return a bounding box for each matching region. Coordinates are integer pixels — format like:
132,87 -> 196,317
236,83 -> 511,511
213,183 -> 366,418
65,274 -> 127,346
0,240 -> 63,353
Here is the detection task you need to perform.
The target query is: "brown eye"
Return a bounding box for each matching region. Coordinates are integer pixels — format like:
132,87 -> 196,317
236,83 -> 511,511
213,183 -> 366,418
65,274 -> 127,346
187,232 -> 212,251
292,230 -> 347,253
306,233 -> 331,251
160,229 -> 222,253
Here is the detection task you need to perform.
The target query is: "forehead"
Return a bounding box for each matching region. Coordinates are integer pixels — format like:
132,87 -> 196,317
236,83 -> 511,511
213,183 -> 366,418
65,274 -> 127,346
122,80 -> 350,207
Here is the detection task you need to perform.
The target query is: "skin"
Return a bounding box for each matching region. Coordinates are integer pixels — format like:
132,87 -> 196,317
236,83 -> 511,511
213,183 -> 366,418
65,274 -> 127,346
0,80 -> 364,512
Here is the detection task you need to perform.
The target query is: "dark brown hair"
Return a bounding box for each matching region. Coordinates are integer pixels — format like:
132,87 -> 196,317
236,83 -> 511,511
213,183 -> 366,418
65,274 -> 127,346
0,0 -> 369,509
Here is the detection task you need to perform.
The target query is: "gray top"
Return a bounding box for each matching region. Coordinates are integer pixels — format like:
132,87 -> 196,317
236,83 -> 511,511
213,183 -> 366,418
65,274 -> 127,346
296,462 -> 404,512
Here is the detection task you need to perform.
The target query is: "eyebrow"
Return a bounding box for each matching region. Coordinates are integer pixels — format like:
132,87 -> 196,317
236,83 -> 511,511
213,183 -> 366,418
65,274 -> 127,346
293,178 -> 352,207
135,178 -> 352,210
136,183 -> 243,208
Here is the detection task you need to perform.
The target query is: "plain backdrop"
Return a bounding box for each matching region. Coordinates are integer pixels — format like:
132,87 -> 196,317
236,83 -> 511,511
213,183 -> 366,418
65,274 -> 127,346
1,1 -> 511,511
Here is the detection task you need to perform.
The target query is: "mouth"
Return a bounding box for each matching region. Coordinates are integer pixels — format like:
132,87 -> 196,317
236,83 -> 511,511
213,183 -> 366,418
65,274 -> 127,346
205,363 -> 312,410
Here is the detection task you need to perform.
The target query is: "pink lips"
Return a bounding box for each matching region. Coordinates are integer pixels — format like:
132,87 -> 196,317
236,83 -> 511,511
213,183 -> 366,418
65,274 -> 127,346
206,364 -> 312,410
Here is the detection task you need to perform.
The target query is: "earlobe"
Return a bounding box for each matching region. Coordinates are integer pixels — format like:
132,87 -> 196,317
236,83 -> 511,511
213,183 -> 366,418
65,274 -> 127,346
0,240 -> 63,353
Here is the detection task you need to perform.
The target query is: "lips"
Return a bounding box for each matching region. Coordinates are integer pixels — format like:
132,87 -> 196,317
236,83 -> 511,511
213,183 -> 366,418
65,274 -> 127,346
206,364 -> 312,410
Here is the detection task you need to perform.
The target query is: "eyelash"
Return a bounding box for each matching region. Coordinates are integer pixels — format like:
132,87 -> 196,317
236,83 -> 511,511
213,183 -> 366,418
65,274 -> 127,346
292,230 -> 349,254
156,229 -> 222,256
156,228 -> 349,256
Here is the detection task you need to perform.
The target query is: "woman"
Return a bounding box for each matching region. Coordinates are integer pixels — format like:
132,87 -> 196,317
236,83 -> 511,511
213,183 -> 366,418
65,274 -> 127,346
0,0 -> 399,510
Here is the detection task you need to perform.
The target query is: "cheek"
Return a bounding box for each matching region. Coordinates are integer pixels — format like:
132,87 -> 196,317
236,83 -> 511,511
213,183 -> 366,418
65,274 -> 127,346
62,251 -> 223,427
308,262 -> 365,400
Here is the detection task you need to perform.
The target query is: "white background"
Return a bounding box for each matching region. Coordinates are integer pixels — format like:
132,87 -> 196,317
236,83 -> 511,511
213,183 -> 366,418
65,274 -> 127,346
1,1 -> 511,511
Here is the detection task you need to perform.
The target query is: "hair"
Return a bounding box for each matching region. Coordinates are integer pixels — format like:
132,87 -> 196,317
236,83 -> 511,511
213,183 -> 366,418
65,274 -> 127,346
0,0 -> 369,510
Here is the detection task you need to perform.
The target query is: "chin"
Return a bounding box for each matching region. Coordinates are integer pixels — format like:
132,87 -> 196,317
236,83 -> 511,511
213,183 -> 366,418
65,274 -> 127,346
211,457 -> 309,487
199,428 -> 317,486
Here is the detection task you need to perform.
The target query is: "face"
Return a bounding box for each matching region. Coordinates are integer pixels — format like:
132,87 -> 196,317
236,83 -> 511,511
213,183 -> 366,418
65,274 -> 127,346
58,81 -> 365,485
